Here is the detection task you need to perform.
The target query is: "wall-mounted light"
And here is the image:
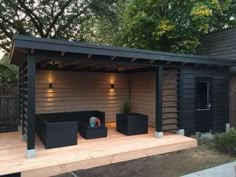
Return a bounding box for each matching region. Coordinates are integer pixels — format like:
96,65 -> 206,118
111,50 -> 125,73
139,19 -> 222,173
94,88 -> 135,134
49,83 -> 53,89
49,61 -> 56,65
110,83 -> 114,89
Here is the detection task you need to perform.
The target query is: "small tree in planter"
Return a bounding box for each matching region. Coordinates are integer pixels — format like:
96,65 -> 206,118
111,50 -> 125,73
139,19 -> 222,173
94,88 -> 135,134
122,101 -> 130,113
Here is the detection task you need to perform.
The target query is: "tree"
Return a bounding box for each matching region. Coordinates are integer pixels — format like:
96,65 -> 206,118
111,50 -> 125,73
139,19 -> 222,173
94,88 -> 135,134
0,55 -> 18,85
0,0 -> 119,52
114,0 -> 236,53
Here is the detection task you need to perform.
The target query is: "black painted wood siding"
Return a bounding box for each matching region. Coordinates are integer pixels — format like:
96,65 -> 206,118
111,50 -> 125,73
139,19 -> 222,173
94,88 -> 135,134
198,28 -> 236,59
181,68 -> 229,135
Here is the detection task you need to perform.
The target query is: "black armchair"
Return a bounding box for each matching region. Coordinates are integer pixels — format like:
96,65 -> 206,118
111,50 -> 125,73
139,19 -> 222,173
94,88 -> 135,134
36,116 -> 78,149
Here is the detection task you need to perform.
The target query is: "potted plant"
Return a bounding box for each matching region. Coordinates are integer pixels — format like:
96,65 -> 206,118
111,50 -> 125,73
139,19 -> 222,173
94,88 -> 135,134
122,101 -> 130,113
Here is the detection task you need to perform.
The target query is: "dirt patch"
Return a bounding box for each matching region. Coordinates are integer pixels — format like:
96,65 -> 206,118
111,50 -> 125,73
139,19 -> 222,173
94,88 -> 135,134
56,145 -> 234,177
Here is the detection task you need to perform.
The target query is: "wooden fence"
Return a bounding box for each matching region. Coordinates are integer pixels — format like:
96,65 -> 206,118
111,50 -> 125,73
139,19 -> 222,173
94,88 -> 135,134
0,85 -> 18,132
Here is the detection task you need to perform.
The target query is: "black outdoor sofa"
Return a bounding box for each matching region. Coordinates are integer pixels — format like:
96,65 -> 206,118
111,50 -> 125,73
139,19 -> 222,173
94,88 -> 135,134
116,113 -> 148,136
36,110 -> 107,149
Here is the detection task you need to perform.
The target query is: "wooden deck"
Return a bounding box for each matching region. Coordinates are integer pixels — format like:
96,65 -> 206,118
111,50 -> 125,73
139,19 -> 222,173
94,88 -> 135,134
0,126 -> 197,177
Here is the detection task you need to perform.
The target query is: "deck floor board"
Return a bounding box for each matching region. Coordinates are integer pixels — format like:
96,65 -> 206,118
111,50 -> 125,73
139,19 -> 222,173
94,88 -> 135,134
0,127 -> 197,176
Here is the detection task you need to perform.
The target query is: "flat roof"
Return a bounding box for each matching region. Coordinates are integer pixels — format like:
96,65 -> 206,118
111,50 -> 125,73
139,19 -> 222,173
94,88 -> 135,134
10,34 -> 236,66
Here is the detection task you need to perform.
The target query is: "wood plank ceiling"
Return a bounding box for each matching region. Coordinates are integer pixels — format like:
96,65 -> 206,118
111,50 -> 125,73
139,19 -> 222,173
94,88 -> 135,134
37,60 -> 150,72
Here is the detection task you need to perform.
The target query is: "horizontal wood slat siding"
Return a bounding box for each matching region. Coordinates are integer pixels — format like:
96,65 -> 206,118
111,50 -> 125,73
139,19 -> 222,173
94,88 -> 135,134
130,72 -> 156,127
198,29 -> 236,128
197,28 -> 236,59
36,70 -> 129,122
162,68 -> 179,131
182,68 -> 229,135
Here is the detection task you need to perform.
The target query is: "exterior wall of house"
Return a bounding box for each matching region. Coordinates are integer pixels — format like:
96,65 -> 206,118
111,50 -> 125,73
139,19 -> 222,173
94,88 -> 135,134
130,72 -> 156,127
36,70 -> 130,122
230,75 -> 236,127
197,28 -> 236,59
181,68 -> 229,135
197,28 -> 236,129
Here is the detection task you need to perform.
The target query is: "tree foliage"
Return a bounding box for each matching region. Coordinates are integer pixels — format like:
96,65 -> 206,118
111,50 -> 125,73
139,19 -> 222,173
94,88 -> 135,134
0,0 -> 236,55
0,55 -> 18,85
114,0 -> 236,53
0,0 -> 119,52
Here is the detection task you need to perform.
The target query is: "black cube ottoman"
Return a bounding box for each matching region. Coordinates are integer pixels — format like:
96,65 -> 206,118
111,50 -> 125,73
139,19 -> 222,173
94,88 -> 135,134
80,125 -> 108,139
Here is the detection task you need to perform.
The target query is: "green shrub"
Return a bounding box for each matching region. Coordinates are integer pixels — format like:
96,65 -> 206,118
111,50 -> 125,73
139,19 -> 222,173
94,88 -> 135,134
214,128 -> 236,156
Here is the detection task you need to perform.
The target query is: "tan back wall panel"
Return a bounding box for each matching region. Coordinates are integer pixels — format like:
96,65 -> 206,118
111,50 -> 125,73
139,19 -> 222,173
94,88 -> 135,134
130,72 -> 156,127
36,70 -> 130,122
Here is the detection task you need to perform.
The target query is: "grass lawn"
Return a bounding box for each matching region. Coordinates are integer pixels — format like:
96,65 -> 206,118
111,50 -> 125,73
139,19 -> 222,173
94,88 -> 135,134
55,143 -> 234,177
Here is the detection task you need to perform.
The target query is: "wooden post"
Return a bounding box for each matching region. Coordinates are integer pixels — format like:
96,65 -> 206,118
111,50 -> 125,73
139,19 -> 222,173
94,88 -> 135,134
155,66 -> 163,138
26,55 -> 36,158
177,68 -> 185,135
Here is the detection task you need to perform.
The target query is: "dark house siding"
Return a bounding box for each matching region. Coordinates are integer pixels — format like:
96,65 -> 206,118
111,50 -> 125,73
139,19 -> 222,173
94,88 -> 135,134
181,68 -> 229,135
198,28 -> 236,59
197,28 -> 235,130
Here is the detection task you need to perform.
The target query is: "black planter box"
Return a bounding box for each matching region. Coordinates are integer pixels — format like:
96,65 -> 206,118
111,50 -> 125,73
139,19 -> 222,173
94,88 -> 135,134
116,113 -> 148,136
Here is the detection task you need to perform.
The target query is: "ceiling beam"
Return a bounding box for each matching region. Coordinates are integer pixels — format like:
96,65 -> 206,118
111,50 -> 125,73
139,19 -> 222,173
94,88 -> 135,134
111,56 -> 116,61
131,58 -> 137,62
60,51 -> 66,56
105,65 -> 118,71
90,64 -> 114,70
40,62 -> 49,68
58,61 -> 80,69
218,65 -> 225,69
150,60 -> 155,63
118,65 -> 145,71
30,48 -> 35,54
75,63 -> 95,69
88,54 -> 93,59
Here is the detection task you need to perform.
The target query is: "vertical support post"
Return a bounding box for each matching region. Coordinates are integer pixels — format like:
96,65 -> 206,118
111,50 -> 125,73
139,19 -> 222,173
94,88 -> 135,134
26,55 -> 36,158
177,68 -> 185,136
226,70 -> 230,132
21,61 -> 27,141
155,66 -> 163,138
18,65 -> 22,132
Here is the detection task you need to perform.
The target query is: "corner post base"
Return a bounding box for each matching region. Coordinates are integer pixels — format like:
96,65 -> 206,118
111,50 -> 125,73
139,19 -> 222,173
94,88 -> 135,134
18,125 -> 21,132
176,129 -> 185,136
22,134 -> 27,142
27,149 -> 36,159
155,131 -> 163,138
226,123 -> 231,132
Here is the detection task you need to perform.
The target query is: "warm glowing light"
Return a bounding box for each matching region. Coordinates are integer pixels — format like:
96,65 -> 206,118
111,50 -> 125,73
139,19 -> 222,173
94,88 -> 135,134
47,71 -> 54,83
109,74 -> 116,92
109,74 -> 115,84
109,89 -> 115,95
